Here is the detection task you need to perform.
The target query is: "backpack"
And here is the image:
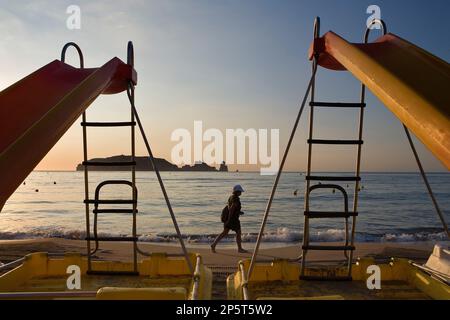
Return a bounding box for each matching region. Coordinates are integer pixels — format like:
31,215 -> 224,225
221,205 -> 229,223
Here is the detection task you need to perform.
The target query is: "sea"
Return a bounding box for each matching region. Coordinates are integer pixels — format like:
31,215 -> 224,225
1,171 -> 449,245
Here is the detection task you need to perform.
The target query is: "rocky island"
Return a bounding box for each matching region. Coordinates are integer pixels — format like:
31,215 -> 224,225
76,155 -> 228,172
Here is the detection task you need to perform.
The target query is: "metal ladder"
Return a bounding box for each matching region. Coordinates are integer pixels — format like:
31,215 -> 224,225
247,17 -> 450,283
83,87 -> 138,273
83,76 -> 139,273
61,42 -> 140,275
299,17 -> 366,280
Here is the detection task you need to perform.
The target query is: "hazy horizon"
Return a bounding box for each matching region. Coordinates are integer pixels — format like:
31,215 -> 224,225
1,0 -> 449,173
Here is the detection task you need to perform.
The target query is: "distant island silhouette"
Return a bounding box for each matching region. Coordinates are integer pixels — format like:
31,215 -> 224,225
76,155 -> 228,172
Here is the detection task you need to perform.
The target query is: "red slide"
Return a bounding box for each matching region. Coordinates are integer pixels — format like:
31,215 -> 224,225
308,31 -> 450,169
0,57 -> 137,210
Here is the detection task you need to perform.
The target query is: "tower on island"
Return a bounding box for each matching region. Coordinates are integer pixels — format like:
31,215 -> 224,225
219,161 -> 228,172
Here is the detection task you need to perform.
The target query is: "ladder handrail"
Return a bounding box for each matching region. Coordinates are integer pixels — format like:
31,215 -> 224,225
307,183 -> 351,260
90,180 -> 138,257
60,42 -> 92,271
301,16 -> 367,278
128,41 -> 139,270
364,19 -> 387,43
341,19 -> 388,276
60,42 -> 84,68
308,184 -> 349,213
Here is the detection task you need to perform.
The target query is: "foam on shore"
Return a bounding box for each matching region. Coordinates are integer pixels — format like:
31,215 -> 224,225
0,226 -> 447,244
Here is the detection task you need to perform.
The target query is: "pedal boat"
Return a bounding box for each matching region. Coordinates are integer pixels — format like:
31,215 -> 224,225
227,254 -> 450,300
0,252 -> 212,300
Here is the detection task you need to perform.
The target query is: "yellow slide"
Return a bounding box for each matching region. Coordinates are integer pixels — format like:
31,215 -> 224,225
310,31 -> 450,169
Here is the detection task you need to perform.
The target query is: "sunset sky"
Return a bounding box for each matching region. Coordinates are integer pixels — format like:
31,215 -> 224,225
0,0 -> 449,172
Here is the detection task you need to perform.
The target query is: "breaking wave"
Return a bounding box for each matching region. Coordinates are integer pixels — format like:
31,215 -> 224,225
0,227 -> 447,243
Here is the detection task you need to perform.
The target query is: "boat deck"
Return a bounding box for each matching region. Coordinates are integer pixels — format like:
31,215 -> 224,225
249,280 -> 431,300
13,274 -> 192,293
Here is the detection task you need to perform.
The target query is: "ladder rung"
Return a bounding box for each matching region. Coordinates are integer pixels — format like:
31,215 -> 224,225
86,270 -> 139,276
93,209 -> 138,214
306,176 -> 361,182
305,211 -> 358,218
82,161 -> 136,167
300,275 -> 353,281
84,199 -> 137,205
86,236 -> 138,242
81,121 -> 136,127
303,245 -> 355,251
310,102 -> 366,108
308,139 -> 363,145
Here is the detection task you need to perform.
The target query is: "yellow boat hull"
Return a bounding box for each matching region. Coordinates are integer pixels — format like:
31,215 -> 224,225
227,258 -> 450,300
0,252 -> 212,300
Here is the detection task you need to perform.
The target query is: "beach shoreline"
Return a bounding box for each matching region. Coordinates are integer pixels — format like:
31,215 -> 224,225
1,238 -> 445,267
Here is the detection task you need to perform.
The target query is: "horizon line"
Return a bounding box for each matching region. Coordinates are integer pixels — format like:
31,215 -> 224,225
33,170 -> 449,174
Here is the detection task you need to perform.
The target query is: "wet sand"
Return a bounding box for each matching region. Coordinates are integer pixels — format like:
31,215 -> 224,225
0,238 -> 439,266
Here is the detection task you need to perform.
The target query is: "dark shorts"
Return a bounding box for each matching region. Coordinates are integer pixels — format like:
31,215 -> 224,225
224,219 -> 241,232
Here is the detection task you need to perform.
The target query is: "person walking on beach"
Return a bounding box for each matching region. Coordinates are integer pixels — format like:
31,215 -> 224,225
211,184 -> 247,253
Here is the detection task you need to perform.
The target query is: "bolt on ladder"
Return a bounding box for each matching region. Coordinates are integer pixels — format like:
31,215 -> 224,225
61,42 -> 140,275
300,17 -> 368,280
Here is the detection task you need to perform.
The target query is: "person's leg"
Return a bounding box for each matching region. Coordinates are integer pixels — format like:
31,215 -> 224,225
211,228 -> 229,252
236,229 -> 247,253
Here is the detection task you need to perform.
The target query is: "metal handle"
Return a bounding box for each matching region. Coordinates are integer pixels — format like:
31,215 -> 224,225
191,255 -> 202,300
61,42 -> 84,68
127,41 -> 134,67
308,184 -> 349,212
364,19 -> 387,43
240,262 -> 250,300
91,180 -> 138,256
313,16 -> 320,39
308,184 -> 350,259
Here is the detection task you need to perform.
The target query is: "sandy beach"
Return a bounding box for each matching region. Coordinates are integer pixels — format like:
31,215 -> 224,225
0,238 -> 440,267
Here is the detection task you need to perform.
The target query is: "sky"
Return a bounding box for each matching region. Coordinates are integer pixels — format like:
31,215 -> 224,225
0,0 -> 449,172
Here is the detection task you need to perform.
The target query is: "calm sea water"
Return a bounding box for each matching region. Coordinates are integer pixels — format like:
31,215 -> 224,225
1,171 -> 449,244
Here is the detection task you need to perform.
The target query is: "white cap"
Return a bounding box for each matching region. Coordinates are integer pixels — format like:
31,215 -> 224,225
233,184 -> 244,193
